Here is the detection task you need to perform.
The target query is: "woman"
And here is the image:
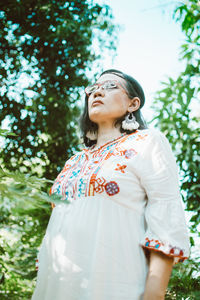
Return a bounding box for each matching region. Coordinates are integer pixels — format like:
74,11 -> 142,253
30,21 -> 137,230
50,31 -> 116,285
32,69 -> 190,300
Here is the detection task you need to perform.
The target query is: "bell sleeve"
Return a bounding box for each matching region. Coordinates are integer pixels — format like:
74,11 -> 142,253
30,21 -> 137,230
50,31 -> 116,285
137,129 -> 190,264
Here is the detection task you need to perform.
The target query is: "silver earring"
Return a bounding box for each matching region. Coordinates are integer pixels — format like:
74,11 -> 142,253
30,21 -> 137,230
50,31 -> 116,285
122,112 -> 139,131
86,130 -> 98,140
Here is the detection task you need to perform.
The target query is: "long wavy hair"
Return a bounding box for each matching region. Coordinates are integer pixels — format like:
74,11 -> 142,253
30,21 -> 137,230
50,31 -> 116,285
80,69 -> 148,147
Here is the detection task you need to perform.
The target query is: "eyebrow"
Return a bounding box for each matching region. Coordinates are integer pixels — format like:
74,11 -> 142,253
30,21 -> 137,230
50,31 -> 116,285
94,79 -> 120,85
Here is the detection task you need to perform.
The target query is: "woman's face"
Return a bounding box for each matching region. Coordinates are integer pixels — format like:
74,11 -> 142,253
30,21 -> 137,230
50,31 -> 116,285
87,74 -> 139,127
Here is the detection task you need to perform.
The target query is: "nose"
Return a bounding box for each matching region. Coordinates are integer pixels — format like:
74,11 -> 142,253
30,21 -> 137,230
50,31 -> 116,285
93,86 -> 105,98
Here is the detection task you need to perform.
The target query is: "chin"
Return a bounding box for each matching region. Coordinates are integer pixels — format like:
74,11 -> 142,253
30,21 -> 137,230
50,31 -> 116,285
89,111 -> 104,123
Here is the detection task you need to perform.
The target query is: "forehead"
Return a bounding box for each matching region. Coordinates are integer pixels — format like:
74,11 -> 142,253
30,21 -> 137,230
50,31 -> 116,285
96,73 -> 126,85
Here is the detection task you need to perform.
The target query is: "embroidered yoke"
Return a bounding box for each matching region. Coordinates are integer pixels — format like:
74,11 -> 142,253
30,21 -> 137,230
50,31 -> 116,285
32,128 -> 190,300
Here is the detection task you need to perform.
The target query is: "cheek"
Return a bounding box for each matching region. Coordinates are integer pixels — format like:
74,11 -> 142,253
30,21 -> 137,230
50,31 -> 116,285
112,95 -> 128,112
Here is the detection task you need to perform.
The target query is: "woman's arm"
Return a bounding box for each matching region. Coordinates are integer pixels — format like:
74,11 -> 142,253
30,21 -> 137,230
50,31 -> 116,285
143,250 -> 174,300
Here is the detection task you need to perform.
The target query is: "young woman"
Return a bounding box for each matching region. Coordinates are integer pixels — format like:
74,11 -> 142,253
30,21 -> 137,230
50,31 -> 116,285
32,69 -> 190,300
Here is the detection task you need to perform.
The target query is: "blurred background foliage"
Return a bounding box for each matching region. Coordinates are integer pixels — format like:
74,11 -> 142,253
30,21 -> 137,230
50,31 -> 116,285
0,0 -> 118,179
152,0 -> 200,235
0,0 -> 199,299
151,1 -> 200,298
0,0 -> 118,298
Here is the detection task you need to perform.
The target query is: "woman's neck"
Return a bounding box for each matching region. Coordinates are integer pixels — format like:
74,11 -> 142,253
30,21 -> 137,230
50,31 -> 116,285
95,126 -> 122,148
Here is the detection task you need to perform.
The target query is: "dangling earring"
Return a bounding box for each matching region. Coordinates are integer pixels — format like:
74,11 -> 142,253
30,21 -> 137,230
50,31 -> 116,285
122,112 -> 139,131
86,130 -> 98,141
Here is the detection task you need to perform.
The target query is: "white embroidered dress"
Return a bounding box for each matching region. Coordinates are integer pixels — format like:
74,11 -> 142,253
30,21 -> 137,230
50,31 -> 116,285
32,129 -> 190,300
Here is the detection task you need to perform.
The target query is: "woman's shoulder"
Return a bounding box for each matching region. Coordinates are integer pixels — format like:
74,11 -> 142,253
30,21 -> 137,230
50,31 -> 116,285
63,149 -> 85,165
137,127 -> 166,137
125,128 -> 172,158
126,128 -> 177,173
127,127 -> 167,144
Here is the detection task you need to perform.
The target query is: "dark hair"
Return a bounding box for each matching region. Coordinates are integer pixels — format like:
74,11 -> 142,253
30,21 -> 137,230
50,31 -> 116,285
80,69 -> 148,147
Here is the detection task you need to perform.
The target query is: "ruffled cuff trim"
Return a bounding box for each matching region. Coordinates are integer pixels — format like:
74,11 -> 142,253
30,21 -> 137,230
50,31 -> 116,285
141,237 -> 189,264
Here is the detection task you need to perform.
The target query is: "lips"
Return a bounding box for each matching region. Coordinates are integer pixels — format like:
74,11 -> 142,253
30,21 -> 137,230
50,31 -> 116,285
92,99 -> 104,106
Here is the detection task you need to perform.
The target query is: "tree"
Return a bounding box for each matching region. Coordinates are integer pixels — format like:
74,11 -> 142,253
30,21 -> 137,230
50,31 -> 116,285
0,0 -> 118,179
152,0 -> 199,237
0,1 -> 118,298
0,129 -> 70,299
151,0 -> 200,298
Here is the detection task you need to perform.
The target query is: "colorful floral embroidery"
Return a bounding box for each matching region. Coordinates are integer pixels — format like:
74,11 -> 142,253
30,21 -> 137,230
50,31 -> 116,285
145,238 -> 163,249
93,177 -> 106,194
89,177 -> 120,196
170,247 -> 184,256
136,134 -> 148,141
105,181 -> 120,196
62,164 -> 71,172
143,237 -> 187,263
51,131 -> 148,200
124,149 -> 137,159
115,163 -> 127,173
77,178 -> 87,195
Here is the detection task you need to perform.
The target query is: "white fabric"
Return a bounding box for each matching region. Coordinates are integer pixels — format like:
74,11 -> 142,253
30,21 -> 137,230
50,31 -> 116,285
32,128 -> 190,300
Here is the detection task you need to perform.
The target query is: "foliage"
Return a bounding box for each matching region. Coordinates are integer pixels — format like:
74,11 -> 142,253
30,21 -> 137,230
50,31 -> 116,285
0,0 -> 199,299
0,0 -> 118,297
0,168 -> 50,299
151,0 -> 200,232
0,0 -> 118,180
0,130 -> 68,298
151,0 -> 200,298
166,259 -> 200,300
0,132 -> 68,298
